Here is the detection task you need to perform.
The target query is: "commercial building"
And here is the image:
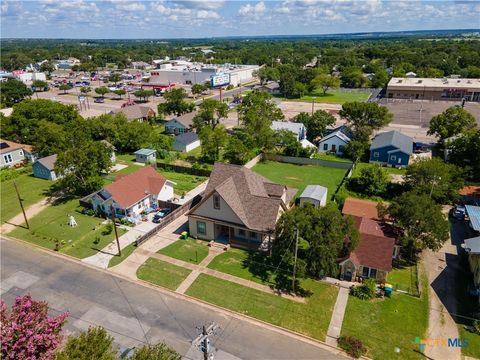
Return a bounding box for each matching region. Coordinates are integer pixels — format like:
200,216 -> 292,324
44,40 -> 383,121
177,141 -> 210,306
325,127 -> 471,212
146,61 -> 259,87
386,77 -> 480,102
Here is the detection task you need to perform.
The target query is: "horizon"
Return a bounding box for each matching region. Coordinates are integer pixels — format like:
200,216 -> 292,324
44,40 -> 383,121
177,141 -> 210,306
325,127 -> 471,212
1,0 -> 478,39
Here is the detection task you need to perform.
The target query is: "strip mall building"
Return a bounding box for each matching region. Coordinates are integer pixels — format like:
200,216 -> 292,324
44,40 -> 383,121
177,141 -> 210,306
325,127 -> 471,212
386,77 -> 480,102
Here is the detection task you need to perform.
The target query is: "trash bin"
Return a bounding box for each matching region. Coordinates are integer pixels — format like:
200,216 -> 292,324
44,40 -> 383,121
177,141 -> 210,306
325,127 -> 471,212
384,283 -> 393,298
181,231 -> 188,240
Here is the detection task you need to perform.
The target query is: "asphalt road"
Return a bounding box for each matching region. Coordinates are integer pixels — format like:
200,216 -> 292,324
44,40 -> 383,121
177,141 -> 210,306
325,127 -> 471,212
0,239 -> 346,360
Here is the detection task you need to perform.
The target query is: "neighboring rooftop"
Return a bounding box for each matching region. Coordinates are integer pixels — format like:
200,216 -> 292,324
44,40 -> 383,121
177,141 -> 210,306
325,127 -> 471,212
36,154 -> 57,171
347,233 -> 395,272
370,130 -> 413,155
387,77 -> 480,90
463,236 -> 480,254
114,104 -> 155,121
0,138 -> 33,154
174,132 -> 199,145
271,121 -> 305,134
190,163 -> 297,232
300,185 -> 328,202
466,205 -> 480,232
342,197 -> 386,220
167,111 -> 197,128
105,166 -> 166,209
134,148 -> 156,156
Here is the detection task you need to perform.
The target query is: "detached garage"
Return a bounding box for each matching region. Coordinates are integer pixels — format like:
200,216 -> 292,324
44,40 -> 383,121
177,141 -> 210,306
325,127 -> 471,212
173,132 -> 201,153
299,185 -> 328,208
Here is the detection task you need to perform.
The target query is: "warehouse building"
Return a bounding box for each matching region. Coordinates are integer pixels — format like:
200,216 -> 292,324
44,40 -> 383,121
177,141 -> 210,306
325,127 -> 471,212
386,77 -> 480,102
147,61 -> 259,87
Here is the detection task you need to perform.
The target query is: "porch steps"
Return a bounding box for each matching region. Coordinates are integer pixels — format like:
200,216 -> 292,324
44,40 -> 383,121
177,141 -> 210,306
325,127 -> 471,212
208,240 -> 230,251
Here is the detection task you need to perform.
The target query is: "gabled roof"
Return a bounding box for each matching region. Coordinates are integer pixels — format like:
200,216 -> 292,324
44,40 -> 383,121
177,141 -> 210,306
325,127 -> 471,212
114,105 -> 155,121
104,166 -> 167,209
173,132 -> 199,145
189,163 -> 297,232
36,154 -> 57,171
370,131 -> 413,155
166,111 -> 197,128
134,148 -> 156,156
342,197 -> 384,220
465,205 -> 480,232
271,121 -> 305,135
319,129 -> 351,144
263,81 -> 280,90
463,236 -> 480,254
0,138 -> 33,154
300,185 -> 327,202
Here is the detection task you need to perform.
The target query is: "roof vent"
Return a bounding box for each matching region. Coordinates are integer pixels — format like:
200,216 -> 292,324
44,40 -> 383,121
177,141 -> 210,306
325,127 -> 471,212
417,80 -> 422,84
397,79 -> 402,83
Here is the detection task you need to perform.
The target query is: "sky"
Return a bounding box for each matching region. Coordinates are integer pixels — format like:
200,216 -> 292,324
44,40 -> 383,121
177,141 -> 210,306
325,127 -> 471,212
1,0 -> 479,39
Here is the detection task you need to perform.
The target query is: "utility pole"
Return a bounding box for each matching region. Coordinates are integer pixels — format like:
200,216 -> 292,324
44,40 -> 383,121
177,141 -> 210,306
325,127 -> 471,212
311,99 -> 314,115
292,227 -> 299,294
193,322 -> 218,360
429,175 -> 441,198
13,181 -> 29,229
110,205 -> 121,256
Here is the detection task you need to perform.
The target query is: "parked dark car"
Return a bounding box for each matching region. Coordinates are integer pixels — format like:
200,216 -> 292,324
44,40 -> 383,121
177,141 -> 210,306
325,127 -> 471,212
94,97 -> 104,103
452,204 -> 466,220
152,208 -> 172,223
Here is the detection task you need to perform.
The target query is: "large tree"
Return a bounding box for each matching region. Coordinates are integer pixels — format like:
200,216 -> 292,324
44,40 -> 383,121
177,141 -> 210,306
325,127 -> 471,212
238,90 -> 283,149
340,67 -> 369,88
95,86 -> 110,98
348,164 -> 389,197
311,74 -> 340,95
0,79 -> 32,107
404,157 -> 464,203
32,120 -> 68,156
192,99 -> 228,131
130,343 -> 181,360
428,107 -> 476,142
380,191 -> 449,256
223,136 -> 251,165
293,110 -> 336,142
274,205 -> 359,285
55,141 -> 112,195
339,101 -> 393,141
1,294 -> 68,360
55,327 -> 116,360
199,124 -> 228,162
158,88 -> 194,116
255,66 -> 280,84
447,129 -> 480,181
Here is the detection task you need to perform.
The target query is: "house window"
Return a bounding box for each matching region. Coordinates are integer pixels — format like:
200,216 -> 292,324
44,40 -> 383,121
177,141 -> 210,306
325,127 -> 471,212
3,154 -> 12,164
362,267 -> 370,277
369,268 -> 377,279
373,152 -> 379,158
197,221 -> 206,235
213,194 -> 220,210
19,150 -> 23,156
390,155 -> 397,161
339,145 -> 344,152
249,231 -> 256,239
239,229 -> 246,237
323,143 -> 328,151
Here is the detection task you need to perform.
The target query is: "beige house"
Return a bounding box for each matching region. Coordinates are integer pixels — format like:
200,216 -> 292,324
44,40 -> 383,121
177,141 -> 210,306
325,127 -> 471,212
188,163 -> 296,251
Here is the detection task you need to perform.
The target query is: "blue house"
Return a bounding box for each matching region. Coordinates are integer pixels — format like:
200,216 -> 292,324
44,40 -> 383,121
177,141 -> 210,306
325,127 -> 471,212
164,112 -> 196,134
369,131 -> 413,167
33,154 -> 59,180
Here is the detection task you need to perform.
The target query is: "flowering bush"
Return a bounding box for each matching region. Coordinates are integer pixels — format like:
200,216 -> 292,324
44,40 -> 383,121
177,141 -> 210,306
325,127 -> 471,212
1,294 -> 68,359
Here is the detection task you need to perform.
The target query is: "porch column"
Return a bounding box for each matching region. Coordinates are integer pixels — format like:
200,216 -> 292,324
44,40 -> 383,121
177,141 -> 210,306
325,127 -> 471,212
228,227 -> 232,245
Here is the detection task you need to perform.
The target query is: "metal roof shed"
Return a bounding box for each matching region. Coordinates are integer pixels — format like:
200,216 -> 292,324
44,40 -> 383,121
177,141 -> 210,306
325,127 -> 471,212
466,205 -> 480,232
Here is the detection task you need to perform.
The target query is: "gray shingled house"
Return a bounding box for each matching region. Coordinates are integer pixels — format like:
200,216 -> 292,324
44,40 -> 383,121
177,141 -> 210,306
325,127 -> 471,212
369,130 -> 413,167
33,154 -> 59,180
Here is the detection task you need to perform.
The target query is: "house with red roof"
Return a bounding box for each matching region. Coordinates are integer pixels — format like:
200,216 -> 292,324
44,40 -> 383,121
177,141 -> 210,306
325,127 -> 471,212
89,166 -> 175,220
340,198 -> 399,282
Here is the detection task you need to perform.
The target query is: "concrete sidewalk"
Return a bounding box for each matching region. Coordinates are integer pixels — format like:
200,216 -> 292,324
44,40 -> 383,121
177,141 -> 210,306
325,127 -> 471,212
325,287 -> 349,347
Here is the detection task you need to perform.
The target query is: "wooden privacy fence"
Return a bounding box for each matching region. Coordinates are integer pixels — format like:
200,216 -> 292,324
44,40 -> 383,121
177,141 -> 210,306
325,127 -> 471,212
135,193 -> 203,246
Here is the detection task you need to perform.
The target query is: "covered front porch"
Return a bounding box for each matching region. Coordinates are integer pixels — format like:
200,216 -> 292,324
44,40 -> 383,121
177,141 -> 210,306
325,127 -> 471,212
213,222 -> 272,252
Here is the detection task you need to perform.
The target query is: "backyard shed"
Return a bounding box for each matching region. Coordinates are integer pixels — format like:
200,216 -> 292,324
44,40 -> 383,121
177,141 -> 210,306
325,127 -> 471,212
134,148 -> 156,164
299,185 -> 328,207
173,132 -> 201,152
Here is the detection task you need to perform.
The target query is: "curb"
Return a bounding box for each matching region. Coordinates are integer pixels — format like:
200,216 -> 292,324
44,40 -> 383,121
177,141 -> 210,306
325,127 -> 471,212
3,235 -> 371,360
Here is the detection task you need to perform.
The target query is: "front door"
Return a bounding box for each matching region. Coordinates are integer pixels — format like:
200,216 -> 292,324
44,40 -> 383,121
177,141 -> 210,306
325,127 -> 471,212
331,144 -> 336,153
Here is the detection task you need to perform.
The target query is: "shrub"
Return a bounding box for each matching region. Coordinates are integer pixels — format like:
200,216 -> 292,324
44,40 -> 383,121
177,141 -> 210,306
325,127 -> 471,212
102,223 -> 113,235
55,326 -> 116,360
93,236 -> 100,245
472,319 -> 480,335
350,278 -> 377,300
347,164 -> 388,197
338,336 -> 367,358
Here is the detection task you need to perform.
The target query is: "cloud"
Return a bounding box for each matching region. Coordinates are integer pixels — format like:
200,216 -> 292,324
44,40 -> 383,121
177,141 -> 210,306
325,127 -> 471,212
238,1 -> 266,16
115,2 -> 146,11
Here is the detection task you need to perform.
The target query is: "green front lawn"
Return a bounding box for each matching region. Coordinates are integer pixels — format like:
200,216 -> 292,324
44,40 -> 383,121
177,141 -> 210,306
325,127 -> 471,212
458,325 -> 480,359
207,248 -> 275,285
108,242 -> 137,268
158,238 -> 209,264
387,261 -> 419,295
312,152 -> 353,163
9,197 -> 125,259
280,89 -> 370,104
186,274 -> 338,341
137,257 -> 192,290
341,273 -> 429,360
1,173 -> 52,224
252,161 -> 347,200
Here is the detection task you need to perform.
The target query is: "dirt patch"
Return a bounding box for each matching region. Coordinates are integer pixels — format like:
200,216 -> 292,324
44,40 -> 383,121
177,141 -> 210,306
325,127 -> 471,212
285,176 -> 300,180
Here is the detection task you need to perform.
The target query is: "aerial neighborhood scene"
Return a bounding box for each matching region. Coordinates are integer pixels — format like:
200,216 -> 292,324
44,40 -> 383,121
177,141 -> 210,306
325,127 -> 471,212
1,1 -> 480,359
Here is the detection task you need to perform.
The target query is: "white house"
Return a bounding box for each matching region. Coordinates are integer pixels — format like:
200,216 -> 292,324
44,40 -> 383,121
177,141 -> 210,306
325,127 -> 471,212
173,132 -> 201,153
318,128 -> 351,155
271,121 -> 306,141
89,166 -> 175,220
